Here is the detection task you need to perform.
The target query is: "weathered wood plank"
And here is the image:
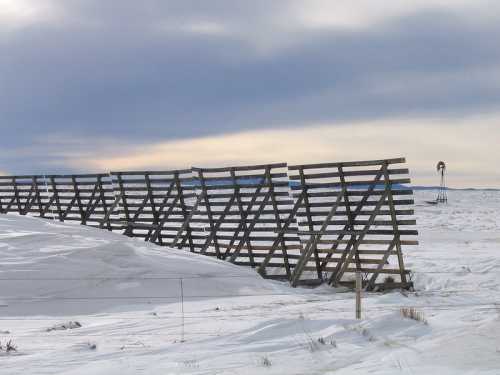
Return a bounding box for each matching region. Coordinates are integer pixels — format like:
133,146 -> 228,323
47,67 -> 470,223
288,157 -> 406,170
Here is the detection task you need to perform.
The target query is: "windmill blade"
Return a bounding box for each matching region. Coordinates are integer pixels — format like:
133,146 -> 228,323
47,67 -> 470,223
436,161 -> 446,172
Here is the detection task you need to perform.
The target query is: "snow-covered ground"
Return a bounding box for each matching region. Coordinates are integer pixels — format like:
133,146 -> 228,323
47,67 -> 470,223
1,190 -> 500,374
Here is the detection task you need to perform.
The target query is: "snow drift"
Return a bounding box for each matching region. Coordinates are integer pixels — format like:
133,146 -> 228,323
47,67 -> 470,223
0,214 -> 284,316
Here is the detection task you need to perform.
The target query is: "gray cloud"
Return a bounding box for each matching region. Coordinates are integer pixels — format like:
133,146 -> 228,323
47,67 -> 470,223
1,1 -> 500,174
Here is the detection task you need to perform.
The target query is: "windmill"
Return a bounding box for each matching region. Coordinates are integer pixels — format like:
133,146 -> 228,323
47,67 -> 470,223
436,161 -> 447,203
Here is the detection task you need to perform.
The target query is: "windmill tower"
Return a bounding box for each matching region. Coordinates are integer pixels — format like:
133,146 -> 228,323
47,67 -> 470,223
436,161 -> 447,203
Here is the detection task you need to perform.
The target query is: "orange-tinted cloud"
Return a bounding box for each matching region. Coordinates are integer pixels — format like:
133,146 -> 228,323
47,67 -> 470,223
66,114 -> 500,188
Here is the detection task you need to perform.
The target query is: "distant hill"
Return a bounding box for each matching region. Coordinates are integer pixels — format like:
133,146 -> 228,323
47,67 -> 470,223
183,178 -> 499,191
410,186 -> 500,191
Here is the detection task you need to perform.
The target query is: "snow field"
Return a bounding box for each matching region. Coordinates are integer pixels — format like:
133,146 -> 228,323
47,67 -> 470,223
0,190 -> 499,374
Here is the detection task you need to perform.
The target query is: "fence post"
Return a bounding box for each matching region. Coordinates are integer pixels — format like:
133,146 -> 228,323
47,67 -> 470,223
356,271 -> 362,320
180,278 -> 185,343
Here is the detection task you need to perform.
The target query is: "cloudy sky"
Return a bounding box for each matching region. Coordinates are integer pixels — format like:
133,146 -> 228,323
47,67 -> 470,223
1,0 -> 499,187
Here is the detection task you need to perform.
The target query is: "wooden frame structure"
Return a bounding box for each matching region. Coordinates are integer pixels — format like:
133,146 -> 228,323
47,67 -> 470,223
189,163 -> 301,279
287,158 -> 417,290
108,170 -> 196,249
0,158 -> 418,290
0,174 -> 116,228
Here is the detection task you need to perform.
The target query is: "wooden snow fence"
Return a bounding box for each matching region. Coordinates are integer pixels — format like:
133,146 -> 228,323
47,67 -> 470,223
0,174 -> 116,228
287,157 -> 417,290
189,163 -> 301,280
0,158 -> 418,290
108,170 -> 196,249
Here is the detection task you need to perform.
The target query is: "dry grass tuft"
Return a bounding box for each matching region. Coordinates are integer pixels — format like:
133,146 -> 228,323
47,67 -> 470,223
46,321 -> 82,332
400,307 -> 428,324
384,276 -> 395,284
260,356 -> 272,367
0,340 -> 17,353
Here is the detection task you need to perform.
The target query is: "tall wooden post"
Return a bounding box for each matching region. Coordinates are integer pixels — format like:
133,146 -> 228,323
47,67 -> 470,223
356,271 -> 362,320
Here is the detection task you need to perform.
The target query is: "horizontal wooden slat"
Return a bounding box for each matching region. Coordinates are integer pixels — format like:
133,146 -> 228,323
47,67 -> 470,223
289,178 -> 411,190
192,163 -> 287,173
317,249 -> 398,255
303,266 -> 410,274
293,190 -> 413,198
310,239 -> 419,246
191,172 -> 287,182
122,193 -> 197,200
216,244 -> 302,251
291,219 -> 417,226
292,200 -> 415,209
232,261 -> 295,268
204,191 -> 290,199
294,229 -> 418,236
110,169 -> 192,176
288,157 -> 406,170
288,168 -> 409,180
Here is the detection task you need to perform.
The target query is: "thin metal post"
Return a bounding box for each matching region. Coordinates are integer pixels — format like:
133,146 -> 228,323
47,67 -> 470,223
180,278 -> 185,342
356,271 -> 362,320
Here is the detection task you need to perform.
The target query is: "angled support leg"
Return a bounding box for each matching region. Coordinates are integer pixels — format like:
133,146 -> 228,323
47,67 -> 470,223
290,189 -> 345,287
